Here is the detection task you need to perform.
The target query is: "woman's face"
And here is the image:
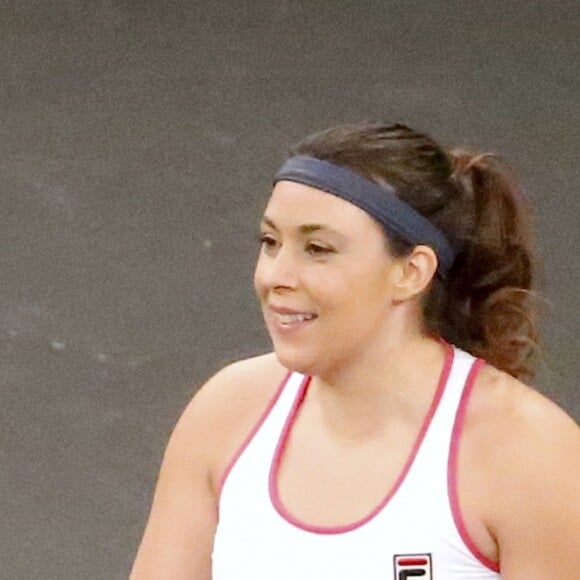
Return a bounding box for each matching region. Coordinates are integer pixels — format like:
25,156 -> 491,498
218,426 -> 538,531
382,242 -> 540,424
254,180 -> 402,376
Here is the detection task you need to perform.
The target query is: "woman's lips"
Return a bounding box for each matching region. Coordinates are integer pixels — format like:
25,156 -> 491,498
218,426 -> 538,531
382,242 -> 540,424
267,305 -> 318,332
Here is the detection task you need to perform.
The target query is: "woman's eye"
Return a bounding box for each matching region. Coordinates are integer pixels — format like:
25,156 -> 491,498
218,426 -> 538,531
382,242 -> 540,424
306,243 -> 333,256
258,233 -> 278,250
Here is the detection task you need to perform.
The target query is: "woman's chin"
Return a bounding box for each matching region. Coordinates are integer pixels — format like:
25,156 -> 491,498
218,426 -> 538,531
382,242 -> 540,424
272,345 -> 319,376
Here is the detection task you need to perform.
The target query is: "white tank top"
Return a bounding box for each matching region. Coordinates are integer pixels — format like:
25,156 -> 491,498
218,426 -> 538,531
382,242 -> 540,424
212,345 -> 501,579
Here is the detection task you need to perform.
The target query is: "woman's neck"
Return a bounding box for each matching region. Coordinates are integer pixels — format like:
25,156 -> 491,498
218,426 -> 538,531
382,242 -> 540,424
308,333 -> 447,440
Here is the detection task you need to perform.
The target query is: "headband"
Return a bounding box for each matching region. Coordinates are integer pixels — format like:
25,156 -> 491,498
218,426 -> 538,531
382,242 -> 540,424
273,155 -> 456,277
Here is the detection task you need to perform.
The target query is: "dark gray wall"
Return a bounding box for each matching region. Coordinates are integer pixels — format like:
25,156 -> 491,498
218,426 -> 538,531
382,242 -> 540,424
1,2 -> 578,578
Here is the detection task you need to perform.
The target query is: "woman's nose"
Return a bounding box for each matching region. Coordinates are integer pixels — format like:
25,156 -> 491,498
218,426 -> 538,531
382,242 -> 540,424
257,246 -> 299,291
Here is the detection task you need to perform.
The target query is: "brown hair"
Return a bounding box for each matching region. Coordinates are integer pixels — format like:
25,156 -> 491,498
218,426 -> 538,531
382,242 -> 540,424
291,122 -> 539,380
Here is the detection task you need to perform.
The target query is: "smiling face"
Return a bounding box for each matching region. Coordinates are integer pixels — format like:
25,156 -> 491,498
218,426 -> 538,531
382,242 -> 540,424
254,180 -> 408,377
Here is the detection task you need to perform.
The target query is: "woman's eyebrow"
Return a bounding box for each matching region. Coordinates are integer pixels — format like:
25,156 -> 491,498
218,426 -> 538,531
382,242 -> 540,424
299,223 -> 339,235
260,216 -> 278,230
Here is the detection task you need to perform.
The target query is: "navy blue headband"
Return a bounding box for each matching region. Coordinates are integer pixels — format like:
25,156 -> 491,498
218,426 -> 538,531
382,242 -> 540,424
273,155 -> 456,277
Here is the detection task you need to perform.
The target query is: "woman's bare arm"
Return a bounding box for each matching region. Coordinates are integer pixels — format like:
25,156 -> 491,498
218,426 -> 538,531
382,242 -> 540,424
495,397 -> 580,579
129,354 -> 285,579
466,372 -> 580,579
129,378 -> 220,580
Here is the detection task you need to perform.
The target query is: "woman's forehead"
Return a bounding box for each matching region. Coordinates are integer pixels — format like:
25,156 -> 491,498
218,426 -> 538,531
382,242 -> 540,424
263,181 -> 380,234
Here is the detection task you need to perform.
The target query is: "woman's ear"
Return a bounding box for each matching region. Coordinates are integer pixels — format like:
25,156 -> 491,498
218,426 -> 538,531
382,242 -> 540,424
391,245 -> 438,302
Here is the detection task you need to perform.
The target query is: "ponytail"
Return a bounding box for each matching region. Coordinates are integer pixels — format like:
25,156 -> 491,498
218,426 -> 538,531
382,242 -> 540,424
428,150 -> 539,380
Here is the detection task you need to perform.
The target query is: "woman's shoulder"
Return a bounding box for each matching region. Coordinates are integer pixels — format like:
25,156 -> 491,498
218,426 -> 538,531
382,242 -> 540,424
465,363 -> 579,472
467,363 -> 579,447
192,351 -> 289,415
180,351 -> 289,434
173,352 -> 290,488
464,363 -> 579,537
456,364 -> 579,566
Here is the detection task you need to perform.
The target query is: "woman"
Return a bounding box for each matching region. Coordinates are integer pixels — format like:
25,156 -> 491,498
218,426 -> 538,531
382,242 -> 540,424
130,123 -> 580,579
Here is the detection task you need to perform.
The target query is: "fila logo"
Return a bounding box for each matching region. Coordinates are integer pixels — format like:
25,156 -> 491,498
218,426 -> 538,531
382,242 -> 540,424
393,553 -> 433,579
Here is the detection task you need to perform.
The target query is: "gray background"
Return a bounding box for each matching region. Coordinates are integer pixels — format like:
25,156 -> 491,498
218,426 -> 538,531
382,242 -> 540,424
1,1 -> 578,578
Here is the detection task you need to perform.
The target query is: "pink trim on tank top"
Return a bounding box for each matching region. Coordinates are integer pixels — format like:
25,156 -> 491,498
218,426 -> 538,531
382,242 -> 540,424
217,371 -> 293,501
269,342 -> 455,535
448,358 -> 501,573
